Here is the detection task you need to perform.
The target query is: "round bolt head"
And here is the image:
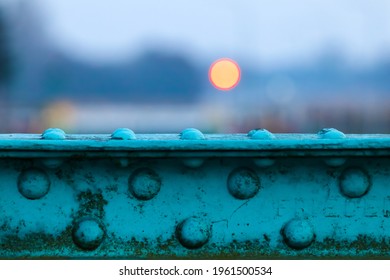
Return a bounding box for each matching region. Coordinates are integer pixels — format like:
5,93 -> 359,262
227,167 -> 261,199
180,128 -> 205,140
282,219 -> 315,250
176,217 -> 211,249
42,128 -> 66,140
18,168 -> 51,200
339,167 -> 371,198
248,129 -> 275,140
72,217 -> 105,251
317,128 -> 345,139
128,168 -> 162,200
111,128 -> 136,140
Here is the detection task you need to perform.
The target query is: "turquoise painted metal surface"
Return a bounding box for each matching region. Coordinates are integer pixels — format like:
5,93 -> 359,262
0,127 -> 390,259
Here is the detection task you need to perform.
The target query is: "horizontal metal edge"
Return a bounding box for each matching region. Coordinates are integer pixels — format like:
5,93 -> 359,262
0,134 -> 389,154
0,149 -> 389,158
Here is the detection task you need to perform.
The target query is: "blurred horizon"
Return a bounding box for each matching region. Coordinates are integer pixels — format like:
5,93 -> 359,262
0,0 -> 389,134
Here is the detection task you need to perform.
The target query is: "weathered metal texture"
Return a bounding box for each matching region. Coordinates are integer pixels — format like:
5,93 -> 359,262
1,127 -> 390,259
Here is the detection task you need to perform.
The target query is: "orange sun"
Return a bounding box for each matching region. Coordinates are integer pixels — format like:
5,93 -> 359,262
209,58 -> 241,90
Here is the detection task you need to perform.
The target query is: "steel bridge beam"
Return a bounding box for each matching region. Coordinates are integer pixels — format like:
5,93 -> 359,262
0,128 -> 390,259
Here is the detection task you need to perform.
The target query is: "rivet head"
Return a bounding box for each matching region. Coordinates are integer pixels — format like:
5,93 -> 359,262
227,168 -> 261,199
317,128 -> 345,139
180,128 -> 205,140
248,128 -> 275,140
42,128 -> 66,140
339,167 -> 371,198
227,167 -> 260,199
18,168 -> 50,200
111,128 -> 136,140
176,217 -> 211,249
128,168 -> 162,200
72,217 -> 105,251
282,219 -> 315,250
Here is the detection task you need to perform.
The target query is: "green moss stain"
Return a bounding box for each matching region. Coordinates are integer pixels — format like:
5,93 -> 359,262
76,190 -> 108,219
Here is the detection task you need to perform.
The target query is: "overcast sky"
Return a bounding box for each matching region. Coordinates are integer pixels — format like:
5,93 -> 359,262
3,0 -> 390,67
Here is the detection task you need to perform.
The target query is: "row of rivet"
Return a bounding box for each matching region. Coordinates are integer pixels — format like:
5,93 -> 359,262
40,127 -> 348,169
41,127 -> 346,141
211,166 -> 370,199
71,216 -> 212,251
7,128 -> 375,253
17,166 -> 371,201
71,215 -> 315,251
15,166 -> 369,251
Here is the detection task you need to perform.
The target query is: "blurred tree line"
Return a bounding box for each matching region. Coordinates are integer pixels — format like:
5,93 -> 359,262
43,50 -> 203,104
0,8 -> 12,88
0,7 -> 13,131
2,2 -> 390,108
0,2 -> 204,107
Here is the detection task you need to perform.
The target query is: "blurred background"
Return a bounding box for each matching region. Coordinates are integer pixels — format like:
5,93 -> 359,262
0,0 -> 389,134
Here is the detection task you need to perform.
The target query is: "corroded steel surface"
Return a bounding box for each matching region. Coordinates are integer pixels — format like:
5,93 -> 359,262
0,128 -> 390,259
